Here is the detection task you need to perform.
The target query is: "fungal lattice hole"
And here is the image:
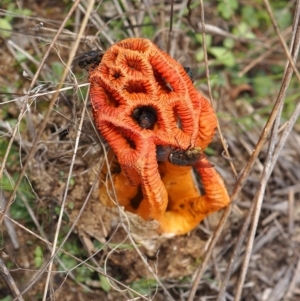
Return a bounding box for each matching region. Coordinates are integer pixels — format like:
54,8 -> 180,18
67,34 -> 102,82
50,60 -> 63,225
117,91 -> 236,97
125,81 -> 147,94
130,185 -> 144,209
109,67 -> 123,80
104,90 -> 119,107
113,72 -> 121,79
125,57 -> 142,71
153,69 -> 173,93
110,50 -> 119,61
172,108 -> 183,130
132,106 -> 157,129
124,135 -> 136,149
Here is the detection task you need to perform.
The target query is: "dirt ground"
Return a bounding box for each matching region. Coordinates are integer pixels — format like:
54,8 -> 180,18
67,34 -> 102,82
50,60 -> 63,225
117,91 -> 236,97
1,1 -> 300,301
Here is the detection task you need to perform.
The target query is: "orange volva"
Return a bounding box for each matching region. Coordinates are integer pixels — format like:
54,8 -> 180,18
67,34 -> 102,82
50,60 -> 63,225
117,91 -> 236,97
89,38 -> 230,235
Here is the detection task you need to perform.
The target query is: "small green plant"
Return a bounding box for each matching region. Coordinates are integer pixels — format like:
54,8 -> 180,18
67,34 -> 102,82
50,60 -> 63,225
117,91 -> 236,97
34,246 -> 44,268
99,275 -> 111,292
217,0 -> 238,20
57,240 -> 95,284
141,15 -> 156,38
0,1 -> 31,38
93,239 -> 140,250
195,34 -> 236,67
130,278 -> 158,296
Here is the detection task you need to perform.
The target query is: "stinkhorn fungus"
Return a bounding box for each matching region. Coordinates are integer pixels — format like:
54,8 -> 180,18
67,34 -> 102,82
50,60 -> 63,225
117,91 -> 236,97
89,38 -> 230,235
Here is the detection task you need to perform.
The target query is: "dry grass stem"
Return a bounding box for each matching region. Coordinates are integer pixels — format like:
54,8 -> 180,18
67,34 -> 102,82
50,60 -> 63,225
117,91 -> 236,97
0,258 -> 24,301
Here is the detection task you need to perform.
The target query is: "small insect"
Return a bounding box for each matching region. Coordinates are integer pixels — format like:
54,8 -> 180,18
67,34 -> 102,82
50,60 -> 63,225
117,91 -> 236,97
169,146 -> 202,166
183,66 -> 194,82
75,49 -> 104,70
132,106 -> 157,129
156,145 -> 202,166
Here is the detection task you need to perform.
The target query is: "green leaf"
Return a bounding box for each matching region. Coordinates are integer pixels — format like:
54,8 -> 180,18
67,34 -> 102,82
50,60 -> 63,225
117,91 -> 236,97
141,15 -> 155,38
205,147 -> 216,156
17,8 -> 32,17
68,202 -> 74,210
195,34 -> 212,47
0,18 -> 12,38
217,0 -> 238,20
233,22 -> 255,39
209,47 -> 235,67
217,3 -> 231,20
274,9 -> 292,29
241,6 -> 259,28
51,62 -> 65,78
195,49 -> 204,62
252,75 -> 275,97
34,246 -> 43,257
228,0 -> 238,9
130,278 -> 157,296
223,38 -> 235,49
100,275 -> 111,292
34,246 -> 43,268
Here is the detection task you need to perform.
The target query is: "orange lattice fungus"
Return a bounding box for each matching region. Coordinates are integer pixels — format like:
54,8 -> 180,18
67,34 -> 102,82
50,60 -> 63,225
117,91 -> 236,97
89,38 -> 230,235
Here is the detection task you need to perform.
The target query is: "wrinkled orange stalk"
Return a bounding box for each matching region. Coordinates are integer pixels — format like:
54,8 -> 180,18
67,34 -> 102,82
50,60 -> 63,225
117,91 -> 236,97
89,38 -> 230,235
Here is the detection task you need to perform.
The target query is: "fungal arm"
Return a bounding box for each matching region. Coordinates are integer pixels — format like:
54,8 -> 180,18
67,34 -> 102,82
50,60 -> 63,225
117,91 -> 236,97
157,155 -> 230,235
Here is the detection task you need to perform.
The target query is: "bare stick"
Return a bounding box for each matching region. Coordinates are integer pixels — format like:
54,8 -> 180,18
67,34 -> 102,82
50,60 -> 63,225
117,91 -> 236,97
263,0 -> 300,83
215,202 -> 254,300
0,257 -> 24,301
0,189 -> 19,249
166,0 -> 174,54
234,119 -> 281,300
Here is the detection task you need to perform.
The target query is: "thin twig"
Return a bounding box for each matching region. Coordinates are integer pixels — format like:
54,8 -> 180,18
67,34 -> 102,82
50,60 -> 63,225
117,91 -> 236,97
288,188 -> 295,235
263,0 -> 300,83
215,202 -> 254,300
234,119 -> 281,300
0,257 -> 24,301
166,0 -> 174,54
0,189 -> 19,249
285,257 -> 300,299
